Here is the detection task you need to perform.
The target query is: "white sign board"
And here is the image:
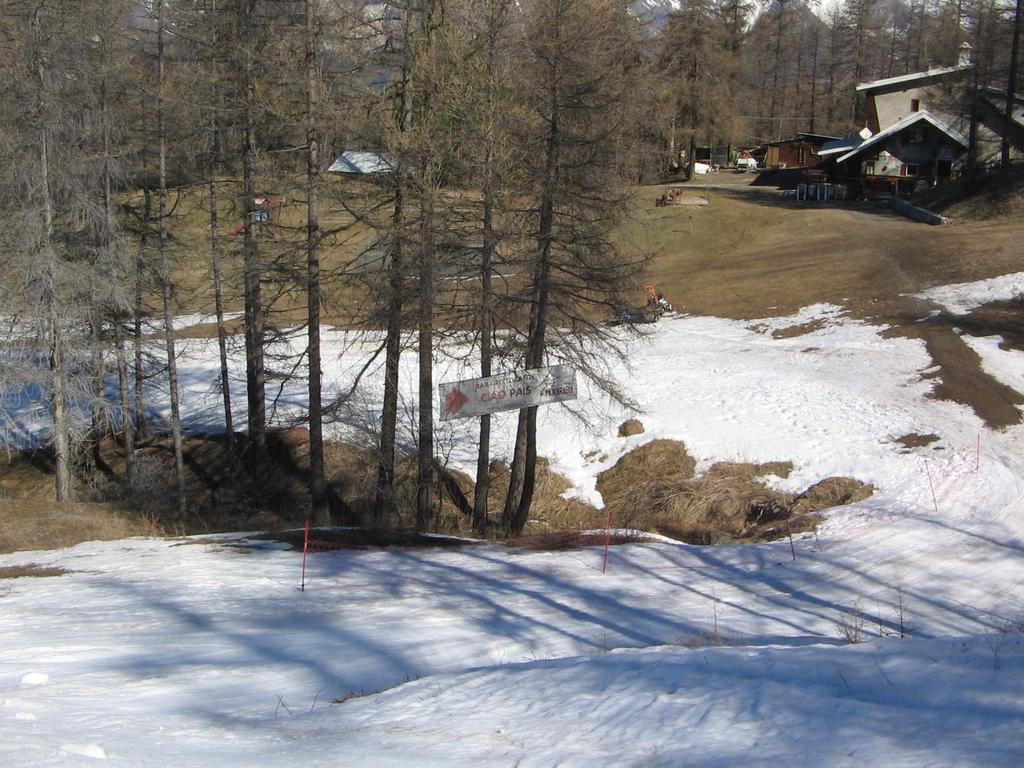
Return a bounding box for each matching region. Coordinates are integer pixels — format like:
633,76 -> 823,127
439,365 -> 578,421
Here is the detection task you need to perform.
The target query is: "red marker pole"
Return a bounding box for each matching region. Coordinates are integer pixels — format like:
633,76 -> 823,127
301,520 -> 310,592
602,507 -> 613,573
923,460 -> 939,514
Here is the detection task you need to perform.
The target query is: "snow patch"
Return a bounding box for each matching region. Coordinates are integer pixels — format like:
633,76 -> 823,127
960,334 -> 1024,398
19,672 -> 48,688
917,271 -> 1024,315
60,743 -> 106,760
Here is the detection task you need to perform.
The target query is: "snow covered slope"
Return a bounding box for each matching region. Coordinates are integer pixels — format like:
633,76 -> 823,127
3,277 -> 1024,765
1,503 -> 1023,765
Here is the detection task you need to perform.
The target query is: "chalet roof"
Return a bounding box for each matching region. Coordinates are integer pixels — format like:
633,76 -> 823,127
327,150 -> 397,174
856,65 -> 970,93
796,132 -> 843,143
817,135 -> 865,157
761,132 -> 842,147
818,129 -> 874,157
834,110 -> 968,164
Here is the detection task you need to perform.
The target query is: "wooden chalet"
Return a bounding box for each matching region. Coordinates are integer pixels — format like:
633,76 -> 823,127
816,67 -> 973,197
760,133 -> 841,169
818,112 -> 967,197
810,66 -> 1022,199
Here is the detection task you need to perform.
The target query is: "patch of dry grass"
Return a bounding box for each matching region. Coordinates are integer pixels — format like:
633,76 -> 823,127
0,564 -> 68,579
791,476 -> 874,513
895,433 -> 940,450
594,439 -> 868,544
913,166 -> 1024,221
0,452 -> 56,502
0,497 -> 153,555
487,458 -> 605,535
770,319 -> 827,339
1,431 -> 872,553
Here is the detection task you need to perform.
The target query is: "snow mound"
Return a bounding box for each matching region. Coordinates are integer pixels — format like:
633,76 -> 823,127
60,743 -> 106,760
916,271 -> 1024,315
19,672 -> 48,688
322,635 -> 1024,766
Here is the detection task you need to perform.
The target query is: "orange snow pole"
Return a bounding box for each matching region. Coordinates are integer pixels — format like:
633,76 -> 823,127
923,460 -> 939,515
602,507 -> 613,573
301,520 -> 310,591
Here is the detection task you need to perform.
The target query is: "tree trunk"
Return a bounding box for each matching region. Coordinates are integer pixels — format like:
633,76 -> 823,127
134,185 -> 150,441
241,0 -> 266,454
156,0 -> 187,518
87,309 -> 106,471
208,151 -> 234,452
473,152 -> 496,536
374,6 -> 415,525
472,0 -> 510,536
207,2 -> 234,454
794,19 -> 804,132
505,71 -> 559,535
87,72 -> 114,474
687,14 -> 700,178
826,7 -> 840,131
686,131 -> 697,181
416,191 -> 434,532
1002,0 -> 1022,168
101,71 -> 133,488
501,411 -> 528,531
903,0 -> 915,74
769,0 -> 786,129
967,100 -> 980,180
510,250 -> 552,535
375,215 -> 404,524
32,9 -> 72,502
851,2 -> 868,124
885,15 -> 897,78
305,0 -> 329,526
809,25 -> 819,133
115,317 -> 136,491
49,317 -> 72,502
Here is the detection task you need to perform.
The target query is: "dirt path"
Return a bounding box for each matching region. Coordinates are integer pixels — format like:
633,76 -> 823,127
631,181 -> 1024,427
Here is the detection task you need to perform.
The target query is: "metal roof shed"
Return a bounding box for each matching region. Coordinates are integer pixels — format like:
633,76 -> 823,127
327,151 -> 397,174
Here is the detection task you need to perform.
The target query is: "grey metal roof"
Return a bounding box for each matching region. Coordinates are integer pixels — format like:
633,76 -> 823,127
856,65 -> 970,93
834,110 -> 968,164
327,150 -> 397,174
818,136 -> 864,157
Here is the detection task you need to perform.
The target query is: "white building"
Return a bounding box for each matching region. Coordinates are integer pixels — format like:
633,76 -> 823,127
818,67 -> 1022,196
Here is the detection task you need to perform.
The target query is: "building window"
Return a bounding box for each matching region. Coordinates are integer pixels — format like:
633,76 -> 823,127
908,127 -> 924,144
865,162 -> 876,175
911,98 -> 920,112
901,164 -> 920,176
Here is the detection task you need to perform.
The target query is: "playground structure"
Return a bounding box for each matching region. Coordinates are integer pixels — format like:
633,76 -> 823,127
656,185 -> 710,207
228,196 -> 286,237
